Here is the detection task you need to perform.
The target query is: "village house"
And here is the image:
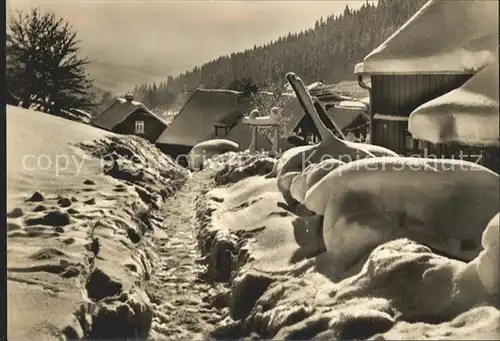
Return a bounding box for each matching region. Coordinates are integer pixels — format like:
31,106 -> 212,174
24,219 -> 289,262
155,89 -> 273,162
281,93 -> 369,146
354,0 -> 498,171
156,84 -> 371,164
92,93 -> 168,143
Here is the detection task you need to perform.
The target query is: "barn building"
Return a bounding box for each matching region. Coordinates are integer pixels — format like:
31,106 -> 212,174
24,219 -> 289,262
92,94 -> 168,144
354,0 -> 499,172
281,95 -> 369,145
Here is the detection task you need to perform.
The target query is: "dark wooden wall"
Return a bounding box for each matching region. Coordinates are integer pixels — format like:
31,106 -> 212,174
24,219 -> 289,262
156,143 -> 192,168
368,73 -> 499,173
113,109 -> 167,144
345,115 -> 369,138
293,104 -> 347,146
370,73 -> 473,155
371,74 -> 473,117
371,119 -> 409,155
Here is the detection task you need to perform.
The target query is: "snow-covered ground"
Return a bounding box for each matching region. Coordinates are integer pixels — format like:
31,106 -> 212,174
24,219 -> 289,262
194,153 -> 500,339
6,106 -> 190,340
6,106 -> 499,340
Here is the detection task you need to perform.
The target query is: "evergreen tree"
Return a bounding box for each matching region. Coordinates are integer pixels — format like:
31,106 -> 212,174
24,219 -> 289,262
7,8 -> 94,115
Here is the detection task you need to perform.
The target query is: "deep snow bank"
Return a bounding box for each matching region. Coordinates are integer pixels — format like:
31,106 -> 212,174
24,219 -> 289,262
207,150 -> 278,186
7,106 -> 189,341
194,153 -> 499,340
71,136 -> 189,340
78,135 -> 189,209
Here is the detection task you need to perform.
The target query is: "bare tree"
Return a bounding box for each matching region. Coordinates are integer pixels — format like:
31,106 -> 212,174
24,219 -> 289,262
6,8 -> 93,116
249,81 -> 295,142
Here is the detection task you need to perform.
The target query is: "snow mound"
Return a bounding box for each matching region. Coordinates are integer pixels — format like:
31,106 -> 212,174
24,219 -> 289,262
7,106 -> 187,340
188,139 -> 240,171
303,157 -> 499,271
78,135 -> 189,208
208,151 -> 278,186
290,159 -> 346,204
467,213 -> 499,296
409,52 -> 499,147
194,156 -> 499,339
356,0 -> 498,74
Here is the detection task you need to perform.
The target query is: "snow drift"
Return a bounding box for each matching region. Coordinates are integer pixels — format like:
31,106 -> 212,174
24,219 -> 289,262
208,150 -> 278,186
188,139 -> 240,171
194,153 -> 499,339
355,0 -> 498,74
408,53 -> 499,146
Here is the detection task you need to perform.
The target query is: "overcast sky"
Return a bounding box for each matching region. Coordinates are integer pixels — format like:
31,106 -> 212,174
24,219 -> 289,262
7,0 -> 372,75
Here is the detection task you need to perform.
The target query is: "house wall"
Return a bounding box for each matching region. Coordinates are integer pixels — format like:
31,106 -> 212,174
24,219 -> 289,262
156,143 -> 192,168
345,115 -> 369,138
369,73 -> 499,172
371,119 -> 409,154
292,112 -> 365,146
112,109 -> 167,144
370,73 -> 473,155
371,74 -> 473,117
292,108 -> 346,146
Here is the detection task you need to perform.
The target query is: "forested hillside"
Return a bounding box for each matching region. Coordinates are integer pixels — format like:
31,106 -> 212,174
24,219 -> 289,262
132,0 -> 427,109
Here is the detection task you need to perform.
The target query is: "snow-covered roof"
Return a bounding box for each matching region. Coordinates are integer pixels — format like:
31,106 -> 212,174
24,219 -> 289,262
93,97 -> 168,131
359,97 -> 370,106
408,52 -> 499,147
355,0 -> 498,75
336,100 -> 368,111
155,89 -> 250,146
307,82 -> 324,91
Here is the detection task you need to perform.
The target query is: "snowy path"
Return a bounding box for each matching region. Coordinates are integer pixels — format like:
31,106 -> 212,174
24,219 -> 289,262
147,173 -> 221,340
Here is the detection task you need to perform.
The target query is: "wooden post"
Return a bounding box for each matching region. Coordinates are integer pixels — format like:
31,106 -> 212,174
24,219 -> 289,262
249,126 -> 257,152
243,116 -> 281,153
272,125 -> 279,153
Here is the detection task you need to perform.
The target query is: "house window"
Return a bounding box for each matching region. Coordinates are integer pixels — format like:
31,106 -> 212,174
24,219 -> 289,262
214,126 -> 228,137
305,132 -> 320,145
134,120 -> 145,134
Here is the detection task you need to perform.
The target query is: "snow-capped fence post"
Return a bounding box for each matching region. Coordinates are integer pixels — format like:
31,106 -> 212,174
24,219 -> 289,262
249,125 -> 258,152
243,108 -> 280,153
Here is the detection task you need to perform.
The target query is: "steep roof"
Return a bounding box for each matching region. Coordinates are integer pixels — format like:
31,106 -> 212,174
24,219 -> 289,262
309,85 -> 352,104
408,51 -> 499,147
93,97 -> 168,130
155,89 -> 251,147
156,86 -> 367,149
279,95 -> 306,137
325,105 -> 369,132
355,0 -> 498,75
280,95 -> 368,137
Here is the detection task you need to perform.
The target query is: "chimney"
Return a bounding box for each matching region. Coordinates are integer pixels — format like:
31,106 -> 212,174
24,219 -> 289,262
124,93 -> 134,102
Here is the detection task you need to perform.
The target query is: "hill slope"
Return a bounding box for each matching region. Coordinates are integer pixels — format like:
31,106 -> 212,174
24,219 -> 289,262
85,60 -> 172,95
136,0 -> 427,98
